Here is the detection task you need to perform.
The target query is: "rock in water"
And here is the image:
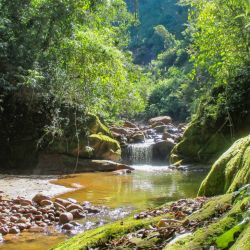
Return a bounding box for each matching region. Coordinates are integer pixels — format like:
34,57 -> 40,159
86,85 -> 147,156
59,212 -> 73,224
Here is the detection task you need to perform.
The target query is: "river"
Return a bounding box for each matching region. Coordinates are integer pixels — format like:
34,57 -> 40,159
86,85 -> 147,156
0,165 -> 207,250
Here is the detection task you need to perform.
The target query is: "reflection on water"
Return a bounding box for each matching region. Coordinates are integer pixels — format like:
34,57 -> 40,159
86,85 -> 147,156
0,166 -> 208,250
53,166 -> 208,208
0,231 -> 67,250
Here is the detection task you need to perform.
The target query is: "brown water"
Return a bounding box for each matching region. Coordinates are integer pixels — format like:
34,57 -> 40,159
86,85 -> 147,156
0,166 -> 208,250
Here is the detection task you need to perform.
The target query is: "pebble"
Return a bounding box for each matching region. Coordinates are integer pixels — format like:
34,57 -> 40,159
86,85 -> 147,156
32,194 -> 51,205
0,192 -> 103,237
9,227 -> 20,234
66,204 -> 83,212
59,212 -> 73,224
61,223 -> 73,230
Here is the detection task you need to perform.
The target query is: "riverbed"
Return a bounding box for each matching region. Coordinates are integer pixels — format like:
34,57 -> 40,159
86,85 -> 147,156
0,165 -> 208,250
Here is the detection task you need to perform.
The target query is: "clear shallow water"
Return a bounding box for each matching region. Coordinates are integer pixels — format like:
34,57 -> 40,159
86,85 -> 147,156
53,165 -> 208,208
0,165 -> 208,250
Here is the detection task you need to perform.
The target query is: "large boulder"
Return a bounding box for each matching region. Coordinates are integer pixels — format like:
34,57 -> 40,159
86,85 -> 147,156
152,139 -> 175,162
32,155 -> 133,175
131,132 -> 145,143
49,114 -> 112,158
170,80 -> 250,165
170,120 -> 232,164
89,134 -> 121,162
149,116 -> 172,126
123,121 -> 139,129
198,135 -> 250,196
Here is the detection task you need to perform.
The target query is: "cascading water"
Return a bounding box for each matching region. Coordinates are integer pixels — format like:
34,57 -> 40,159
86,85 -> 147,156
126,139 -> 154,165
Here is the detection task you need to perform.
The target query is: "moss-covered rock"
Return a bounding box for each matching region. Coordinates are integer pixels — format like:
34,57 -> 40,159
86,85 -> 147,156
166,185 -> 250,250
170,120 -> 232,164
86,113 -> 111,136
89,133 -> 121,162
52,214 -> 167,250
198,135 -> 250,196
170,79 -> 250,165
166,193 -> 250,250
48,114 -> 112,158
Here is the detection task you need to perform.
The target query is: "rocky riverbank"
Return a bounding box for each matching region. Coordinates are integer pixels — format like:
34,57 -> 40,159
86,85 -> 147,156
0,192 -> 119,238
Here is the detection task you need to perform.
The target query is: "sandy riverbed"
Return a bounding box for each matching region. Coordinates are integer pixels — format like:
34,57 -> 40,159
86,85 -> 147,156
0,175 -> 75,199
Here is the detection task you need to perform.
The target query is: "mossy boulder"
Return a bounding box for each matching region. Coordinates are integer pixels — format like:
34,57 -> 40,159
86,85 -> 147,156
170,120 -> 232,164
171,79 -> 250,165
166,189 -> 250,250
198,135 -> 250,197
48,114 -> 112,158
86,113 -> 111,136
89,133 -> 121,162
52,214 -> 166,250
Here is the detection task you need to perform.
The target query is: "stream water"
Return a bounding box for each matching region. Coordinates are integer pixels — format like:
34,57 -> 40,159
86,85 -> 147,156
0,166 -> 207,250
0,139 -> 208,250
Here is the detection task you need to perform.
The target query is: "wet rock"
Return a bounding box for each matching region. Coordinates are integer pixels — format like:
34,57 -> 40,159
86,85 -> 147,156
85,207 -> 100,214
9,227 -> 20,234
10,216 -> 19,223
36,221 -> 47,227
59,212 -> 73,224
154,125 -> 168,133
28,206 -> 38,214
17,217 -> 27,223
66,204 -> 83,212
34,215 -> 43,221
0,227 -> 9,235
70,209 -> 86,219
32,194 -> 51,205
152,139 -> 176,161
61,223 -> 74,230
54,202 -> 66,211
131,132 -> 145,143
40,200 -> 53,207
67,198 -> 77,204
162,131 -> 173,140
71,221 -> 81,227
149,116 -> 172,126
28,226 -> 46,233
123,121 -> 138,129
55,198 -> 71,207
17,223 -> 27,230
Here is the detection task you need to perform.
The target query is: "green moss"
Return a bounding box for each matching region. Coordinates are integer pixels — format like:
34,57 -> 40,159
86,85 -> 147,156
89,133 -> 121,161
89,134 -> 120,150
51,215 -> 170,250
216,224 -> 243,249
170,121 -> 230,164
230,221 -> 250,250
188,194 -> 232,222
198,135 -> 250,196
87,113 -> 111,136
165,196 -> 250,250
53,190 -> 250,250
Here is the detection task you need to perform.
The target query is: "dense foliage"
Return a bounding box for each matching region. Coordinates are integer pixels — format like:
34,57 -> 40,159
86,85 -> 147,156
0,0 -> 148,121
126,0 -> 188,64
144,0 -> 250,124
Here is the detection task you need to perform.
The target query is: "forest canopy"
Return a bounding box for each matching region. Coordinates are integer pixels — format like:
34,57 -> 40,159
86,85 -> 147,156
0,0 -> 148,121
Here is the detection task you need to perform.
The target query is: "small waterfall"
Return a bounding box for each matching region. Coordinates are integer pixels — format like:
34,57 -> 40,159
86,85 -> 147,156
125,139 -> 154,165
